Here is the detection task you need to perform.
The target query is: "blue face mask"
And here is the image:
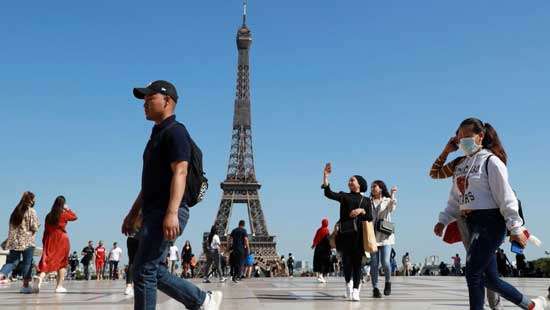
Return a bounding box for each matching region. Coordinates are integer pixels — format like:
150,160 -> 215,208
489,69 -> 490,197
459,137 -> 481,156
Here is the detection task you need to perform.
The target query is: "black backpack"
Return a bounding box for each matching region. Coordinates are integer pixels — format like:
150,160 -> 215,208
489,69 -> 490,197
485,155 -> 525,226
186,137 -> 208,207
159,122 -> 208,207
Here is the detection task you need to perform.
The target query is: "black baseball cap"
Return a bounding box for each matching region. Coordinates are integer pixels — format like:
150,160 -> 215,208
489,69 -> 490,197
133,80 -> 179,103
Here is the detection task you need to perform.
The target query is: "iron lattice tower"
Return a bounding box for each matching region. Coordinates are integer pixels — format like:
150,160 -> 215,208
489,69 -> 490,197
203,0 -> 278,270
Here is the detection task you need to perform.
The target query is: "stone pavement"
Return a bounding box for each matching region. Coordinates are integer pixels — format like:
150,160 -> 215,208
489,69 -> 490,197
0,276 -> 548,309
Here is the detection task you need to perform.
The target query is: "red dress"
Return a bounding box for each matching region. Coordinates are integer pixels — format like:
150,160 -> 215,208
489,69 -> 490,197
38,209 -> 77,273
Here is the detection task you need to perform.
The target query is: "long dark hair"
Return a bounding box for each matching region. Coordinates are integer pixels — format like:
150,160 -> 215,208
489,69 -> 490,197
183,240 -> 192,253
45,196 -> 66,226
459,118 -> 507,165
371,180 -> 391,199
207,225 -> 218,245
9,191 -> 35,227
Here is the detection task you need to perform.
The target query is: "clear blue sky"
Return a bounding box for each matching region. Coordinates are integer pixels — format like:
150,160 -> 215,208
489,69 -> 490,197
1,1 -> 549,266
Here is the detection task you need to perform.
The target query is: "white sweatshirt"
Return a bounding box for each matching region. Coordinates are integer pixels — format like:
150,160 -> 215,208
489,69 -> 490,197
438,149 -> 524,235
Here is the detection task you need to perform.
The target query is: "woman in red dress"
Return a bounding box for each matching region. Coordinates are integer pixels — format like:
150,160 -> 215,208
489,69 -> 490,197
33,196 -> 77,293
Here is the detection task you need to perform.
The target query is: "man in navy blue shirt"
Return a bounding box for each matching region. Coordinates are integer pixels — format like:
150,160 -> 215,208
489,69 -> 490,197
122,80 -> 221,310
228,220 -> 249,283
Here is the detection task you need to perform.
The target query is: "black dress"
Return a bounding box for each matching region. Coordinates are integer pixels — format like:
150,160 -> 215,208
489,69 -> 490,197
313,236 -> 332,274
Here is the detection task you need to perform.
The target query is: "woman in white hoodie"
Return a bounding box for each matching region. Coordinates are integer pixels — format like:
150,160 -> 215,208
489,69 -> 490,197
433,118 -> 547,310
369,180 -> 397,298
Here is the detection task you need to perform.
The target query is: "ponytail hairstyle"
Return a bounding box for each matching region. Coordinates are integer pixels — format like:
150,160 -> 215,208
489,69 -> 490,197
45,195 -> 66,226
459,118 -> 507,165
9,191 -> 35,227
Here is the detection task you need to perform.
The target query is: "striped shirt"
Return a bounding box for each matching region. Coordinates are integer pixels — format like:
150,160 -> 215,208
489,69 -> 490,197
429,154 -> 465,179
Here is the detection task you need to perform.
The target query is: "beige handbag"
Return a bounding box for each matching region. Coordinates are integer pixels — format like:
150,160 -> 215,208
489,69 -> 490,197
362,221 -> 378,253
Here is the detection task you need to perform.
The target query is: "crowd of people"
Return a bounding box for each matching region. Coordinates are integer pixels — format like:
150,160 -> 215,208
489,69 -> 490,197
1,80 -> 549,310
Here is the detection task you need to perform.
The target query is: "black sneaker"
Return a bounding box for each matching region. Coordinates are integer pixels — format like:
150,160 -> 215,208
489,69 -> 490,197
373,288 -> 382,298
384,282 -> 391,296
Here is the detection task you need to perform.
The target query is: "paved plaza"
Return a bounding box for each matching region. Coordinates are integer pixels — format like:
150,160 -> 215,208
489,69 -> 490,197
0,277 -> 548,309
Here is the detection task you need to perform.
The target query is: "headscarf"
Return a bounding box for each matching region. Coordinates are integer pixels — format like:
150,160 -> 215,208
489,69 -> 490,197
353,175 -> 368,193
312,218 -> 330,247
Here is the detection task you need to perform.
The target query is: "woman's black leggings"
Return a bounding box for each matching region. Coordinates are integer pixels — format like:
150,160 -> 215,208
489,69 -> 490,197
342,250 -> 363,289
126,236 -> 139,285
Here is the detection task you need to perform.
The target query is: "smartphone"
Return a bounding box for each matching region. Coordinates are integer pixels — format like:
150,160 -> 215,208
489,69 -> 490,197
511,241 -> 524,255
325,162 -> 332,173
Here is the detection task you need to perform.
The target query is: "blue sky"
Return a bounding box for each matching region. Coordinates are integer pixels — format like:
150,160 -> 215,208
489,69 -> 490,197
1,1 -> 549,266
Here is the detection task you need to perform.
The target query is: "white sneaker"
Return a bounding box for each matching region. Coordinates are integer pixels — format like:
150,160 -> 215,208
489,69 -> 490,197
55,286 -> 67,293
124,286 -> 134,296
32,276 -> 42,294
201,291 -> 223,310
20,286 -> 33,294
344,281 -> 353,300
531,296 -> 548,310
352,288 -> 360,302
219,277 -> 227,283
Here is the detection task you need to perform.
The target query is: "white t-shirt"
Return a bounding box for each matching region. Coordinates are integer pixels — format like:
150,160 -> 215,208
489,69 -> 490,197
210,235 -> 221,250
169,245 -> 179,261
110,247 -> 123,261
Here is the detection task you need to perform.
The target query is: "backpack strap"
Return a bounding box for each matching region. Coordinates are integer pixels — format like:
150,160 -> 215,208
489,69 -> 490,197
485,154 -> 494,176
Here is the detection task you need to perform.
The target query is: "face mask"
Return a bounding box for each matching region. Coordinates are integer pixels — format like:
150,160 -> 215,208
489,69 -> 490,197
459,137 -> 482,155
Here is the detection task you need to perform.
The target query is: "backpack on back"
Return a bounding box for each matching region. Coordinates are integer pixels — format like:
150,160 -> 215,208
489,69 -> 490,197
186,137 -> 208,207
159,122 -> 208,207
485,155 -> 525,226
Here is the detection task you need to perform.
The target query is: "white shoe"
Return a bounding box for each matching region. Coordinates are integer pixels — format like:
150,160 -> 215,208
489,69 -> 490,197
352,288 -> 360,302
201,291 -> 223,310
345,281 -> 353,300
55,286 -> 67,293
531,296 -> 548,310
124,286 -> 134,296
32,276 -> 42,294
219,277 -> 227,283
20,286 -> 33,294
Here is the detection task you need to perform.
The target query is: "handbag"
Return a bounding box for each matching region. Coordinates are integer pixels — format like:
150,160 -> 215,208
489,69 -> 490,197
362,221 -> 378,253
376,219 -> 395,236
339,196 -> 364,235
372,198 -> 395,235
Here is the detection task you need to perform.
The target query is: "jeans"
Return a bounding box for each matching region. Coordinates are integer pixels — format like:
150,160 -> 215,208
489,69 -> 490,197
0,247 -> 34,280
133,206 -> 206,310
457,217 -> 501,309
370,245 -> 391,289
465,210 -> 531,310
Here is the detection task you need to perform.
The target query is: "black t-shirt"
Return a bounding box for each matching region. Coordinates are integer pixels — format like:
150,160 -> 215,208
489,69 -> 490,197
141,115 -> 191,209
82,246 -> 94,263
230,227 -> 248,252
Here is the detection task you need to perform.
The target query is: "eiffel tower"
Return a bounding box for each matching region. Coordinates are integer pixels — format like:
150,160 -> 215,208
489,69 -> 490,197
203,0 -> 278,270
